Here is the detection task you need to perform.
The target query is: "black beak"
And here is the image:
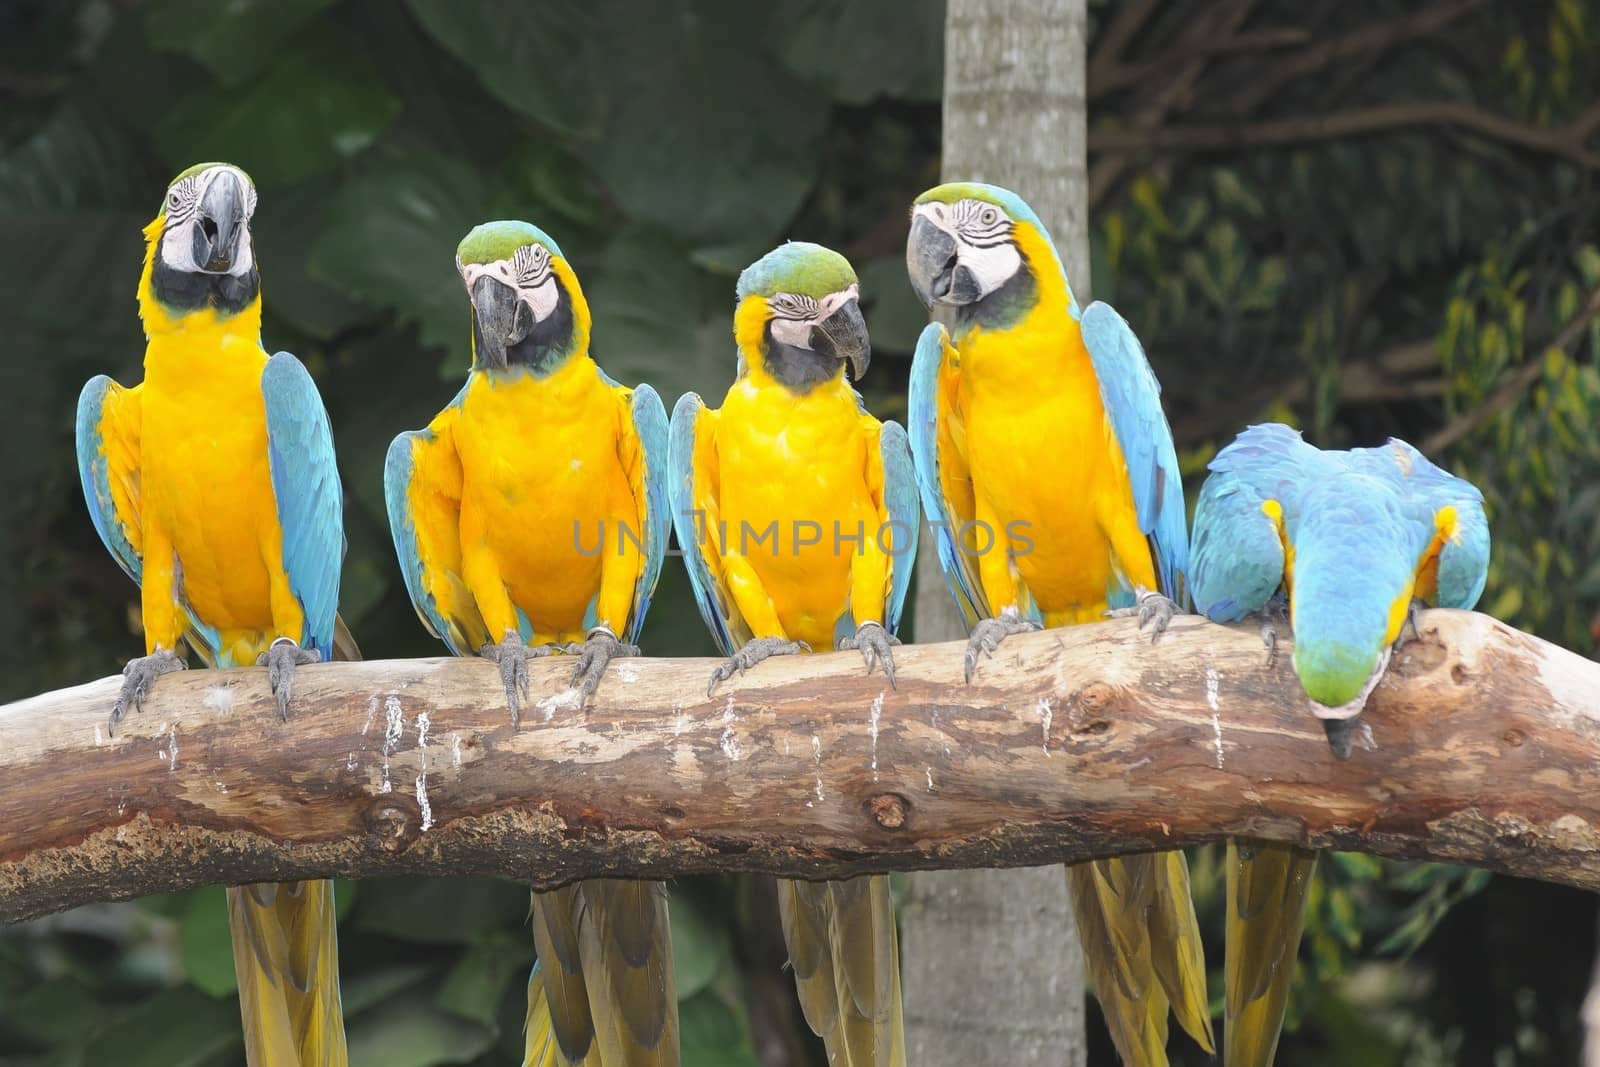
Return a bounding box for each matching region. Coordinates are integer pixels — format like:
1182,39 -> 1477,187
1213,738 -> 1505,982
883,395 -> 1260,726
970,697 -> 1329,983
194,169 -> 246,273
906,213 -> 959,308
811,299 -> 871,381
470,274 -> 536,367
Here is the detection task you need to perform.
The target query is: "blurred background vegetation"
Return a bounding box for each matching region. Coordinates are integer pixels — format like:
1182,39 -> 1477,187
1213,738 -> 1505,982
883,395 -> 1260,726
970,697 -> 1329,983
1,0 -> 1598,1064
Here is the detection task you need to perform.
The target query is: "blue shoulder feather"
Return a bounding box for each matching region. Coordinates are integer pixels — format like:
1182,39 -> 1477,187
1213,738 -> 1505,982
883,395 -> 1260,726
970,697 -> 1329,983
1079,302 -> 1189,606
261,352 -> 342,653
626,383 -> 671,644
879,421 -> 920,637
76,375 -> 141,585
908,322 -> 984,630
667,392 -> 741,657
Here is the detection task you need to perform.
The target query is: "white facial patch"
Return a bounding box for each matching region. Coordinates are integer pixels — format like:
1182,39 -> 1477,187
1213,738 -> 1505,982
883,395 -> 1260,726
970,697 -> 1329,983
157,164 -> 258,276
767,283 -> 859,349
913,199 -> 1025,302
457,243 -> 560,323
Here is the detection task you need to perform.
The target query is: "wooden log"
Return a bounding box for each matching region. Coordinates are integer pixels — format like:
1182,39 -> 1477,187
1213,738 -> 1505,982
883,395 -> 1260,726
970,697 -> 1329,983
1,610 -> 1597,923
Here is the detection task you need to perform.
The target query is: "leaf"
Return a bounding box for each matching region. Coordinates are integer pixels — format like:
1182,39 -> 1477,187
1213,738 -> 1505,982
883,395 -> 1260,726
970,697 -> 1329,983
153,32 -> 399,186
341,964 -> 435,1018
584,4 -> 832,244
670,890 -> 732,1000
401,1 -> 595,136
353,877 -> 530,945
436,933 -> 536,1027
583,224 -> 730,405
142,0 -> 335,86
0,105 -> 143,211
181,886 -> 237,998
348,990 -> 494,1067
81,986 -> 241,1067
856,255 -> 932,355
677,989 -> 762,1067
306,147 -> 486,354
4,979 -> 101,1046
773,0 -> 944,103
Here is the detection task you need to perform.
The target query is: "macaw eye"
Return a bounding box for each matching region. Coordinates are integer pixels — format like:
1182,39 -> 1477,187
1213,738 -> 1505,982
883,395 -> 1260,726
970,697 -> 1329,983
168,191 -> 182,208
979,207 -> 999,225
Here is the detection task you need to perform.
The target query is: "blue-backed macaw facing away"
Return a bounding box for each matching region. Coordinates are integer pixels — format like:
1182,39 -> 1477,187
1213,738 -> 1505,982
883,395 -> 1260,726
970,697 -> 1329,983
76,163 -> 349,1066
1190,421 -> 1489,1066
383,220 -> 675,1067
905,182 -> 1212,1065
669,242 -> 917,1066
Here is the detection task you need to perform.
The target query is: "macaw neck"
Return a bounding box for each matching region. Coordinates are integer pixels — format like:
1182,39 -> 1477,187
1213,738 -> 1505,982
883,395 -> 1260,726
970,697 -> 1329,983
954,265 -> 1039,336
137,250 -> 264,345
473,349 -> 597,395
751,332 -> 845,394
735,348 -> 853,405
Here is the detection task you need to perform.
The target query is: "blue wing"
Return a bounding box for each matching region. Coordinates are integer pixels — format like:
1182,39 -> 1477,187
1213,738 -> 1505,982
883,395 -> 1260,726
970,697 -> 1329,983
625,383 -> 671,644
76,375 -> 142,584
261,352 -> 342,653
908,322 -> 985,631
1189,475 -> 1287,623
879,420 -> 920,637
1372,438 -> 1491,610
1079,302 -> 1190,607
667,391 -> 746,657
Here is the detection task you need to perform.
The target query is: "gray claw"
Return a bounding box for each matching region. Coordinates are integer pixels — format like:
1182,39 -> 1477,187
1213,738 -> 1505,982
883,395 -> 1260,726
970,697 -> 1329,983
479,631 -> 556,727
963,609 -> 1041,684
1259,594 -> 1291,669
839,621 -> 902,688
562,627 -> 640,707
1106,587 -> 1179,643
1399,597 -> 1426,647
707,637 -> 810,697
256,637 -> 321,722
111,647 -> 186,733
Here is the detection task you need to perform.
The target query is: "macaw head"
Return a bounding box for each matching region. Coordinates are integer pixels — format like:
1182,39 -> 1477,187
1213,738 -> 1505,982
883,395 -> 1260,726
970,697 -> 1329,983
906,181 -> 1071,331
734,242 -> 869,391
142,162 -> 260,316
1286,479 -> 1422,722
456,220 -> 590,374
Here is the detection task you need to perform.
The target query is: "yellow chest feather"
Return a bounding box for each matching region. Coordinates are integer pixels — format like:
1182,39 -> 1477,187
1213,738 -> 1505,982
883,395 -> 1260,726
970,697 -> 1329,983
957,314 -> 1146,615
716,376 -> 876,644
453,360 -> 632,627
138,325 -> 287,633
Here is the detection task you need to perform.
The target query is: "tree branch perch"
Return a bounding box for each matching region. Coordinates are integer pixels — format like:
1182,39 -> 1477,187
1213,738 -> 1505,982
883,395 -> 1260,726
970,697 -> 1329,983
3,610 -> 1598,923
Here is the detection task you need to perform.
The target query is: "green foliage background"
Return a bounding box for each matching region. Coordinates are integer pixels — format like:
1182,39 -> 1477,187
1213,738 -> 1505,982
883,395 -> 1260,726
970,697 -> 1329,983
0,1 -> 1596,1064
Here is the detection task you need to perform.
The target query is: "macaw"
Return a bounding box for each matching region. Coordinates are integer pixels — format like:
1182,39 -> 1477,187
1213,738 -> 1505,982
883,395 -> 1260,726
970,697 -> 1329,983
1189,421 -> 1489,1066
76,162 -> 351,1065
383,220 -> 675,1067
904,182 -> 1212,1065
669,242 -> 917,1066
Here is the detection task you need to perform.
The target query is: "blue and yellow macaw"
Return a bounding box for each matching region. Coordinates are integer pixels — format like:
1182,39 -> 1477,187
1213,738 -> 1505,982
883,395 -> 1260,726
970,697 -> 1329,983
76,163 -> 350,1066
669,242 -> 917,1066
383,220 -> 675,1067
905,182 -> 1212,1065
1189,421 -> 1489,1066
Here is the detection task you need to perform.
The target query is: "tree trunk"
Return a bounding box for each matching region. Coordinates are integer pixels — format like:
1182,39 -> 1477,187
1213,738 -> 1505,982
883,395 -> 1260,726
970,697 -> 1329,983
900,1 -> 1090,1064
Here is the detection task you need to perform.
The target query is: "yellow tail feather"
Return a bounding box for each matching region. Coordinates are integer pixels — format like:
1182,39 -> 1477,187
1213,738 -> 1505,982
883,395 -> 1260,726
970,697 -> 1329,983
228,880 -> 346,1067
1224,841 -> 1317,1067
778,875 -> 904,1067
528,881 -> 678,1067
1068,851 -> 1213,1066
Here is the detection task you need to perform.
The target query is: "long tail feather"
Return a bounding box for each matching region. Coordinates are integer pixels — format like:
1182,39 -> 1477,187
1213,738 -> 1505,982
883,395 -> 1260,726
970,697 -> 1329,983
779,875 -> 904,1066
529,881 -> 678,1067
1068,851 -> 1212,1066
228,880 -> 347,1067
1225,841 -> 1317,1067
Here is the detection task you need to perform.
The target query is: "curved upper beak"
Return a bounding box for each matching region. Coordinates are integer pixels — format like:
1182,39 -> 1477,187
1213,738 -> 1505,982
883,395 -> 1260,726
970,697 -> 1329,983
811,298 -> 871,381
906,212 -> 959,308
470,274 -> 522,367
195,169 -> 246,274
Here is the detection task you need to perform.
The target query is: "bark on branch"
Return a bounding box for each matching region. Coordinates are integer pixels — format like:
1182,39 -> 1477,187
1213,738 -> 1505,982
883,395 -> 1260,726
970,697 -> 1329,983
3,610 -> 1598,923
